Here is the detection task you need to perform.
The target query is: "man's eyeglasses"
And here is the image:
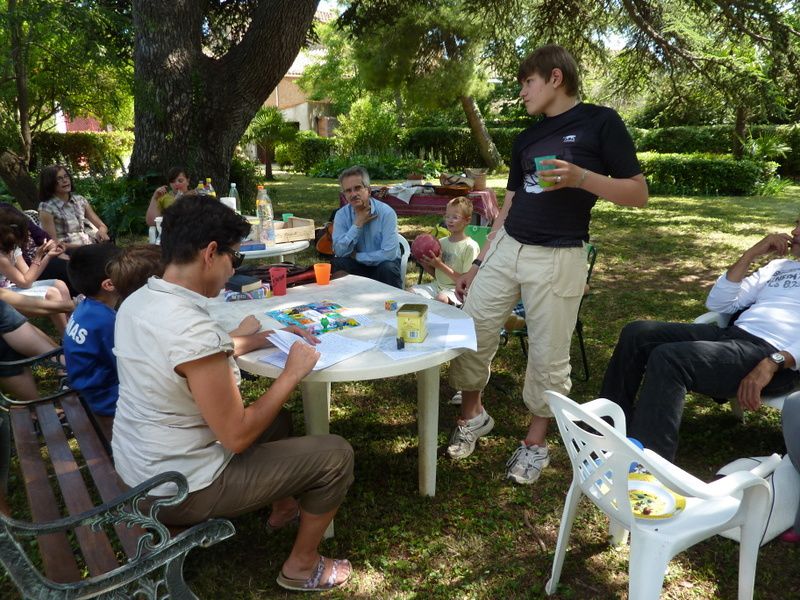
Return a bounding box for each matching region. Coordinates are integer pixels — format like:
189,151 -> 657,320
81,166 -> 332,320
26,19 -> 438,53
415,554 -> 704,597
220,248 -> 244,269
342,184 -> 365,195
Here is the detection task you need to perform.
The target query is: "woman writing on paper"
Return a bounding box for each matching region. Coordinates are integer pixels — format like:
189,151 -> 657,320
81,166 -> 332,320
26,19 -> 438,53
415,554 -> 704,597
111,193 -> 354,592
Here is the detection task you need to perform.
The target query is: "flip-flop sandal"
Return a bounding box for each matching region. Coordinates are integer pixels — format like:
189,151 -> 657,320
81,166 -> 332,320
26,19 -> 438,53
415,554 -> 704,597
276,556 -> 351,592
266,509 -> 300,533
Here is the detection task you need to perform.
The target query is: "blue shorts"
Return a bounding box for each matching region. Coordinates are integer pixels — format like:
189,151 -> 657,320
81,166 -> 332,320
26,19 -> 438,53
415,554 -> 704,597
0,301 -> 29,377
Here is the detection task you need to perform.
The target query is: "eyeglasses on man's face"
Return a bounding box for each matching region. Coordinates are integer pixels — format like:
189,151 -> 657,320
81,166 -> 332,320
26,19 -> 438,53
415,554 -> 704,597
343,184 -> 365,195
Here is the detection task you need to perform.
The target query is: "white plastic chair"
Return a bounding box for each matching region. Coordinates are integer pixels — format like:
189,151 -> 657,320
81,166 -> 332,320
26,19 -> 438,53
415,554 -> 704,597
398,234 -> 410,285
694,311 -> 797,419
545,390 -> 773,600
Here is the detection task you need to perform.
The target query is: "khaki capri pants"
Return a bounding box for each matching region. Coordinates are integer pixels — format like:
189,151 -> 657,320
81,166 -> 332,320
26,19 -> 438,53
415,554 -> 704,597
158,410 -> 354,525
449,229 -> 586,418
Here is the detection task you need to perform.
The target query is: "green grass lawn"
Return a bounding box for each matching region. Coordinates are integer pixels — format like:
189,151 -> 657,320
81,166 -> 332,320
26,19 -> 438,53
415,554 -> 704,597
3,174 -> 799,599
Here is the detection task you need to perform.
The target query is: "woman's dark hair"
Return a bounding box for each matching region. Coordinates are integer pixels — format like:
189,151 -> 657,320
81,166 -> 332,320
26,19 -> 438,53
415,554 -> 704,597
0,206 -> 30,253
39,164 -> 72,203
167,166 -> 189,184
160,192 -> 251,264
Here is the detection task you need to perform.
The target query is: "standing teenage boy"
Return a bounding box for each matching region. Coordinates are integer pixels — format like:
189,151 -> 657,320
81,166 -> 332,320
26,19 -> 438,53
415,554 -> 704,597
446,44 -> 648,484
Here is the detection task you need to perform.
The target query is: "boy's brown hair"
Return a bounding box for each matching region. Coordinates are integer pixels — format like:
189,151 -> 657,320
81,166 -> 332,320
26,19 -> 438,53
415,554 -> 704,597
106,244 -> 164,300
517,44 -> 580,97
447,196 -> 473,221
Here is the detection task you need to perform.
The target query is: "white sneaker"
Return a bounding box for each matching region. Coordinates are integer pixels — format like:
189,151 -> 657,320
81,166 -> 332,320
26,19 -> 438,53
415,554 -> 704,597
446,410 -> 494,459
506,443 -> 550,484
449,391 -> 462,405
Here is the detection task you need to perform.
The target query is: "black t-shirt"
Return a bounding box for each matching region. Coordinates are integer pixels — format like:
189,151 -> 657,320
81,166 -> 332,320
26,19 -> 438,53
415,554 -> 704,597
505,103 -> 641,247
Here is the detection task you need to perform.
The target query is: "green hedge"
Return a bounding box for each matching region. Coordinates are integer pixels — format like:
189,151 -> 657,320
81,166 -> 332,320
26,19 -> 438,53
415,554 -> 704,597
229,153 -> 262,214
403,126 -> 524,168
274,142 -> 292,168
285,131 -> 336,173
638,152 -> 778,196
635,124 -> 800,175
285,122 -> 800,177
309,153 -> 443,180
636,126 -> 732,154
31,131 -> 134,176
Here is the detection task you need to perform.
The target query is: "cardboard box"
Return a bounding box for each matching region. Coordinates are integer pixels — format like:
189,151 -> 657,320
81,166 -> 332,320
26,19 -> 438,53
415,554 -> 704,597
274,217 -> 315,243
396,303 -> 428,343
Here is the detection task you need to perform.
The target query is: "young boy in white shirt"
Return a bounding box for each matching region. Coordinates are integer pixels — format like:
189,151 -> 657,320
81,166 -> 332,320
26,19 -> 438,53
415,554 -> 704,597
410,196 -> 480,306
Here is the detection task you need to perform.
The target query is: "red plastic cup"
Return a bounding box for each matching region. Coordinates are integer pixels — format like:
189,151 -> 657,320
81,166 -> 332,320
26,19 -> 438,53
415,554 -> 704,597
269,267 -> 287,296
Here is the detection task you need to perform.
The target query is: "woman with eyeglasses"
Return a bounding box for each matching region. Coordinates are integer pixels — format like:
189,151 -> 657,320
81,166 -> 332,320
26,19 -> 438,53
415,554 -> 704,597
38,165 -> 110,248
111,193 -> 354,592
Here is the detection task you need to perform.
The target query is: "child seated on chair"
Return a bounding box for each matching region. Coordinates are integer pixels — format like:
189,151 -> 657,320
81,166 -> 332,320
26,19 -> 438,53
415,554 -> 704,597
64,244 -> 165,439
64,244 -> 124,436
410,196 -> 479,306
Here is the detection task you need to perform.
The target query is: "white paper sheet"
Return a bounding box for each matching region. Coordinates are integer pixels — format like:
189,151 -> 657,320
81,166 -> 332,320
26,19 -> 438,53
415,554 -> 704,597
377,314 -> 477,360
261,329 -> 374,371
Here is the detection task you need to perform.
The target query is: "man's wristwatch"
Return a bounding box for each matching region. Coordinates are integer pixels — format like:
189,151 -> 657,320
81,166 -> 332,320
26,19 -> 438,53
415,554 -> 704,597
769,352 -> 786,368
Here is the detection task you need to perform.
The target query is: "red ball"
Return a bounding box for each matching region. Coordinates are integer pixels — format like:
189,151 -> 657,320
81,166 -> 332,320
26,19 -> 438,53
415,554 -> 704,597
411,233 -> 442,260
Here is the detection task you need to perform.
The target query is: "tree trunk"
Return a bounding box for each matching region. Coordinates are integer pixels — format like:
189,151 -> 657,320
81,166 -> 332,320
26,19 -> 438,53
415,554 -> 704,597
733,105 -> 748,159
10,0 -> 32,166
1,0 -> 38,209
264,145 -> 275,180
0,150 -> 38,209
129,1 -> 319,193
460,95 -> 503,170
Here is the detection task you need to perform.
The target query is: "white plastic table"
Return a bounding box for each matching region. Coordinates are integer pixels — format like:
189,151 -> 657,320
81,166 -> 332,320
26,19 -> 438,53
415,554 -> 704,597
207,274 -> 471,497
240,239 -> 309,262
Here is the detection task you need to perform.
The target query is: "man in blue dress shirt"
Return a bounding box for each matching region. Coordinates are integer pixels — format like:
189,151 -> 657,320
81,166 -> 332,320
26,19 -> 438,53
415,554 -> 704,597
332,166 -> 402,289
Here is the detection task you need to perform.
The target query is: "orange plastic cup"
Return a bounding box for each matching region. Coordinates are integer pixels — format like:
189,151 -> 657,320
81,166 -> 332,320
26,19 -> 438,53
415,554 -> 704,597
314,263 -> 331,285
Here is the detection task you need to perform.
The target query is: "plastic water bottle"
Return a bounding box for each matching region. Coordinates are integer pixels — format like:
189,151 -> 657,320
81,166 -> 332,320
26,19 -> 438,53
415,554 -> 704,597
228,182 -> 240,212
205,177 -> 216,197
256,185 -> 275,246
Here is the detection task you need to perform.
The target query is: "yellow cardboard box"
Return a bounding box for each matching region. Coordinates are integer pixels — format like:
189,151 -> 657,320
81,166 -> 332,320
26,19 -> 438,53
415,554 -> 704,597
397,303 -> 428,343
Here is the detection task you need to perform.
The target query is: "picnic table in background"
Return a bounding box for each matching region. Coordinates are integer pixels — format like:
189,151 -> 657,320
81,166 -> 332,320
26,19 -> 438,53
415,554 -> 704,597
339,186 -> 499,226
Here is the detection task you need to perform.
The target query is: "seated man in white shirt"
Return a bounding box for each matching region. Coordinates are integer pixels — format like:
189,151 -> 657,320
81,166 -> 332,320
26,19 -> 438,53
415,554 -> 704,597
332,166 -> 402,289
600,219 -> 800,461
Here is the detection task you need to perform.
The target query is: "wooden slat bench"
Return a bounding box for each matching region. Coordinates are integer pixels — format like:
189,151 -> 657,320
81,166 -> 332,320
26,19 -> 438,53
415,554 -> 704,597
0,350 -> 235,599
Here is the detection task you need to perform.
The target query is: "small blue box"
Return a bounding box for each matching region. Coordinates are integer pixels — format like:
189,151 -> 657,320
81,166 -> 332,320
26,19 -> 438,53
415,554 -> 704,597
240,242 -> 266,251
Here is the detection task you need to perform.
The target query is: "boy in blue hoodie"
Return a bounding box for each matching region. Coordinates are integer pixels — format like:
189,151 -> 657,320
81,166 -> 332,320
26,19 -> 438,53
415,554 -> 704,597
64,244 -> 123,436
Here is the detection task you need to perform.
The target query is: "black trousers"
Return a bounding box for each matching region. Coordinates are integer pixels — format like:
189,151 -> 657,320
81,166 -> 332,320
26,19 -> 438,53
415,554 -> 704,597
332,256 -> 402,289
599,320 -> 798,460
